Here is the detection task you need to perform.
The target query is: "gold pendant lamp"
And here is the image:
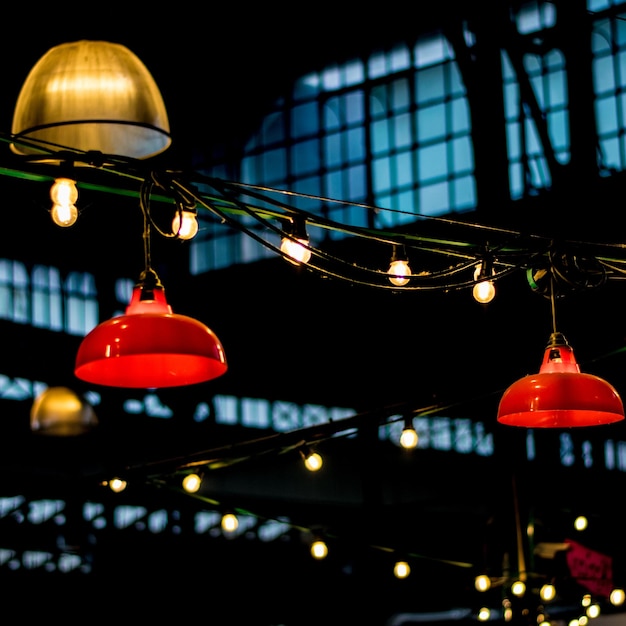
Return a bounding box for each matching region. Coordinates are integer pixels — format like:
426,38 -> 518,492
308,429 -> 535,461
11,39 -> 171,159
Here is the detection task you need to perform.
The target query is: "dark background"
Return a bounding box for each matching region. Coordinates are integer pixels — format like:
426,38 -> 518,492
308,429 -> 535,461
0,2 -> 625,624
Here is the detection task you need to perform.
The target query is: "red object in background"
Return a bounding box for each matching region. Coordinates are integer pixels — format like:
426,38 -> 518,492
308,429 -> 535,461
565,538 -> 614,598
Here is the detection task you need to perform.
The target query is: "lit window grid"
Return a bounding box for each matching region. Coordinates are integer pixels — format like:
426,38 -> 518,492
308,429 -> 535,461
503,47 -> 569,199
592,11 -> 626,172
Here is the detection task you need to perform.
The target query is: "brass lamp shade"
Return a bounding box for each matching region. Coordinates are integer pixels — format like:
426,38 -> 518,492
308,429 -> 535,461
31,386 -> 98,436
11,40 -> 171,159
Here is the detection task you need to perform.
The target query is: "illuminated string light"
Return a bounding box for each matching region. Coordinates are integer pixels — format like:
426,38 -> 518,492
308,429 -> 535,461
172,203 -> 199,240
301,448 -> 323,472
182,473 -> 202,493
50,177 -> 78,227
310,539 -> 328,560
472,260 -> 495,304
108,478 -> 127,493
475,574 -> 491,592
399,416 -> 418,449
393,561 -> 410,578
221,512 -> 239,533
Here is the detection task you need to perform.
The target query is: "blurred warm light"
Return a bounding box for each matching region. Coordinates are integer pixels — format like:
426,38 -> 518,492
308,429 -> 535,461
477,607 -> 490,621
182,473 -> 202,493
221,513 -> 239,533
393,561 -> 410,579
586,603 -> 600,619
511,580 -> 526,597
302,450 -> 323,472
50,177 -> 79,227
108,478 -> 127,493
400,421 -> 418,449
30,386 -> 98,436
475,574 -> 491,592
610,588 -> 625,606
540,583 -> 556,602
574,515 -> 588,531
310,540 -> 328,560
582,594 -> 592,607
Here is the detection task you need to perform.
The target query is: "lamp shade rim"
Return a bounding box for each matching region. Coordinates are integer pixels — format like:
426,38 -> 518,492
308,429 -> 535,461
74,312 -> 227,388
497,371 -> 624,427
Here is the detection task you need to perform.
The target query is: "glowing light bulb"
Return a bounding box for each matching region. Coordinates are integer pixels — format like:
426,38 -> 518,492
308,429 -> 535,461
108,477 -> 127,493
281,236 -> 311,265
610,588 -> 625,606
400,424 -> 418,449
586,603 -> 600,619
540,583 -> 556,601
221,513 -> 239,533
182,473 -> 201,493
303,450 -> 323,472
511,580 -> 526,597
475,574 -> 491,592
574,515 -> 588,531
50,177 -> 78,227
477,607 -> 491,622
393,561 -> 410,578
172,208 -> 199,240
473,264 -> 495,303
388,259 -> 410,286
310,540 -> 328,559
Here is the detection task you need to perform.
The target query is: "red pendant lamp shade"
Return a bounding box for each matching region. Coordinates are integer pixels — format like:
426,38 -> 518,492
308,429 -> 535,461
75,273 -> 227,388
497,333 -> 624,427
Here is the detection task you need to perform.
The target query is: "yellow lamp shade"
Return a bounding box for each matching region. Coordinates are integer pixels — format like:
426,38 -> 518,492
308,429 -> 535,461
11,40 -> 171,159
30,386 -> 98,436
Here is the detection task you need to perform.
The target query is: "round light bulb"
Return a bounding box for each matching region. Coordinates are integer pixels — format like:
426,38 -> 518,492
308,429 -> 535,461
473,265 -> 495,303
477,607 -> 490,622
172,209 -> 199,240
574,515 -> 588,531
388,259 -> 410,286
304,451 -> 323,471
221,513 -> 239,533
310,540 -> 328,559
393,561 -> 410,578
540,583 -> 556,602
50,178 -> 79,227
610,588 -> 625,606
281,237 -> 311,264
108,478 -> 127,493
182,473 -> 201,493
475,574 -> 491,592
51,202 -> 78,227
400,426 -> 418,449
511,580 -> 526,596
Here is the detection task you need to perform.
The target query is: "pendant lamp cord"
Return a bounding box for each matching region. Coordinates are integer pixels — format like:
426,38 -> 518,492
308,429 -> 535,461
138,177 -> 161,292
549,271 -> 557,336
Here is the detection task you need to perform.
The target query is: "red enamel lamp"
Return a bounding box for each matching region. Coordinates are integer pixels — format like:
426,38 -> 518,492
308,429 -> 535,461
497,332 -> 624,428
74,270 -> 227,388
